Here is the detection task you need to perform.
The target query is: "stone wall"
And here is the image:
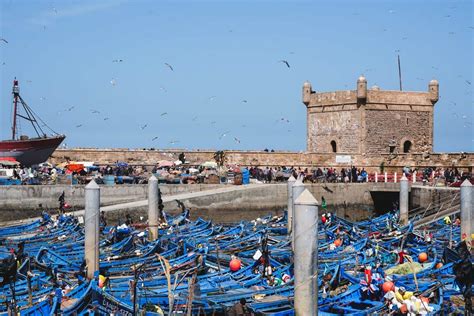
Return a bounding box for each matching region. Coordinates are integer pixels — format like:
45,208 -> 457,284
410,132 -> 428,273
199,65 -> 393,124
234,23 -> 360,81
49,148 -> 474,173
302,77 -> 437,154
365,109 -> 432,154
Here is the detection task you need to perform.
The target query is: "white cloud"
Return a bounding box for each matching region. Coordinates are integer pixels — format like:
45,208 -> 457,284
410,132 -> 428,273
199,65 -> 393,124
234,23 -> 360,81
29,1 -> 124,26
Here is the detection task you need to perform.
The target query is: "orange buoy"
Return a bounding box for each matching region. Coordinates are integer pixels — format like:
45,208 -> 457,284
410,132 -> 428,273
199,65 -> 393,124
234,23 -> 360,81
382,281 -> 394,293
435,262 -> 443,269
418,252 -> 428,263
334,239 -> 342,247
400,304 -> 408,313
229,258 -> 241,272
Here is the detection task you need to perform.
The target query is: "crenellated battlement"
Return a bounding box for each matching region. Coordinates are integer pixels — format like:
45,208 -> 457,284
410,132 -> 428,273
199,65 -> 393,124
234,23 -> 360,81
302,76 -> 439,154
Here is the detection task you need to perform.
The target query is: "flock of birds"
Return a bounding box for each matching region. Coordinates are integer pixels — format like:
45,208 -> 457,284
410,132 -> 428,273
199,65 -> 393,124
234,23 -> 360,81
0,4 -> 473,147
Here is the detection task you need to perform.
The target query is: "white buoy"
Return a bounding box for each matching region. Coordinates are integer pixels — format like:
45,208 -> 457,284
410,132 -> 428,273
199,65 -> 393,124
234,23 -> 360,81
84,180 -> 100,280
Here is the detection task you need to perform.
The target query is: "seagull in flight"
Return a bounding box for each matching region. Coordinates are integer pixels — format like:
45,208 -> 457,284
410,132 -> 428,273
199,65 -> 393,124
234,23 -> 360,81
164,63 -> 174,71
466,80 -> 471,85
152,136 -> 158,141
219,131 -> 230,140
103,117 -> 110,121
209,96 -> 216,101
110,78 -> 117,86
233,137 -> 241,143
279,60 -> 290,68
76,124 -> 83,128
0,38 -> 8,44
66,106 -> 75,111
241,100 -> 248,103
90,109 -> 100,114
112,59 -> 123,63
160,112 -> 168,116
140,124 -> 148,130
160,86 -> 167,92
169,140 -> 179,144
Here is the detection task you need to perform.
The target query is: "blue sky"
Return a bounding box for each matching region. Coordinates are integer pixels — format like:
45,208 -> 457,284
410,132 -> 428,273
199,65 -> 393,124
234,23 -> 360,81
0,0 -> 472,152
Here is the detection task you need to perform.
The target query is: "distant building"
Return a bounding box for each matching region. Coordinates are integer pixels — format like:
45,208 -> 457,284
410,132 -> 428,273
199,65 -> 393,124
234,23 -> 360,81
302,76 -> 439,155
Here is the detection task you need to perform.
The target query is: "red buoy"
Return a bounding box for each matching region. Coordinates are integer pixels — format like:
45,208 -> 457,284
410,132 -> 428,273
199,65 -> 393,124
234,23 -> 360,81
418,252 -> 428,263
382,281 -> 394,293
229,258 -> 241,272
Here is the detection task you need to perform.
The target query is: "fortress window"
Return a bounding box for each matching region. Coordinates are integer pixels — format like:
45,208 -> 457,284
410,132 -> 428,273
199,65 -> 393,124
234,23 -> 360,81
331,141 -> 337,153
403,140 -> 412,153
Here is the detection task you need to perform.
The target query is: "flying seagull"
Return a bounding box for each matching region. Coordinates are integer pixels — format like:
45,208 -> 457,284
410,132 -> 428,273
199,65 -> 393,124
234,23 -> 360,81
0,38 -> 8,44
219,131 -> 230,140
76,124 -> 83,128
233,137 -> 241,143
241,100 -> 248,103
466,80 -> 471,85
140,124 -> 148,130
103,117 -> 110,121
90,109 -> 100,114
112,59 -> 123,63
152,136 -> 158,141
160,112 -> 168,116
110,78 -> 117,86
169,140 -> 179,144
279,60 -> 290,68
164,63 -> 174,71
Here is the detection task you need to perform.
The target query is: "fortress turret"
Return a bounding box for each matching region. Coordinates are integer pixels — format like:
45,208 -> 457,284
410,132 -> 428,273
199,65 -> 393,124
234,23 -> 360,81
357,75 -> 367,103
429,79 -> 439,103
302,81 -> 312,106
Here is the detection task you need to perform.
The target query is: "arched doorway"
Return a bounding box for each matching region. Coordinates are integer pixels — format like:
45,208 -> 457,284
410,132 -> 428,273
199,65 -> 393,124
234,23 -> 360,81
403,140 -> 412,153
331,141 -> 337,153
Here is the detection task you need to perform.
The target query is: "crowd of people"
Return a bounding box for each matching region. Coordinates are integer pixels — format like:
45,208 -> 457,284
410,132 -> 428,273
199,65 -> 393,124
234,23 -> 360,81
0,160 -> 471,186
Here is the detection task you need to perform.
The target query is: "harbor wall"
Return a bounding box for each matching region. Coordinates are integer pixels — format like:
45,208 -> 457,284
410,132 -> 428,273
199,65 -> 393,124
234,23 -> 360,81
0,182 -> 460,223
49,148 -> 474,173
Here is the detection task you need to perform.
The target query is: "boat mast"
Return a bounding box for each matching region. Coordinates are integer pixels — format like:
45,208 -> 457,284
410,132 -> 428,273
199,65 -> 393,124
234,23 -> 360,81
11,79 -> 19,140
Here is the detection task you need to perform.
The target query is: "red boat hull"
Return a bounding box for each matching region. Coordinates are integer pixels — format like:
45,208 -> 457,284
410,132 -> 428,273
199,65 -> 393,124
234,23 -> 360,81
0,135 -> 65,166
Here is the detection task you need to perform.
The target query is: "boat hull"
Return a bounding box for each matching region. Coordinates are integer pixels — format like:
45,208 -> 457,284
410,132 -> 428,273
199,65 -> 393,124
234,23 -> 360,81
0,135 -> 65,166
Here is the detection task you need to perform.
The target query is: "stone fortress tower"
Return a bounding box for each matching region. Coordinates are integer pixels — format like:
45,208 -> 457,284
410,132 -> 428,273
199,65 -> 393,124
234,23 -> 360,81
302,76 -> 439,155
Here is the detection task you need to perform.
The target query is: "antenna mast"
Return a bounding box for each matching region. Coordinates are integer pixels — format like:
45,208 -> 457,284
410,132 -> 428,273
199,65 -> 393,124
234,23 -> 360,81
398,55 -> 403,91
11,79 -> 19,140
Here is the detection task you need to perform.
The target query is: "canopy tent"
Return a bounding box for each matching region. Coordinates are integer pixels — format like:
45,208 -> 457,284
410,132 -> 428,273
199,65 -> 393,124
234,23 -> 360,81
201,161 -> 218,168
157,160 -> 174,168
0,157 -> 20,166
65,164 -> 85,173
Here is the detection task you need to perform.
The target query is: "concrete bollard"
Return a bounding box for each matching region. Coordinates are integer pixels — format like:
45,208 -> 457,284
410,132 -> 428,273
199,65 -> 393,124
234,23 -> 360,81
287,175 -> 296,237
294,189 -> 318,316
291,177 -> 305,251
148,175 -> 159,241
412,171 -> 417,184
375,172 -> 378,183
399,174 -> 409,225
460,179 -> 473,245
84,180 -> 100,280
384,172 -> 388,183
394,172 -> 398,183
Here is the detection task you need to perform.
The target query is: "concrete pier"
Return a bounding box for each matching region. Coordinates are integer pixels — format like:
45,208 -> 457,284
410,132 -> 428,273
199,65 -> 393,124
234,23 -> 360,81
291,177 -> 305,250
84,180 -> 100,280
399,174 -> 409,225
287,175 -> 296,237
294,189 -> 318,316
460,179 -> 473,245
148,175 -> 159,241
